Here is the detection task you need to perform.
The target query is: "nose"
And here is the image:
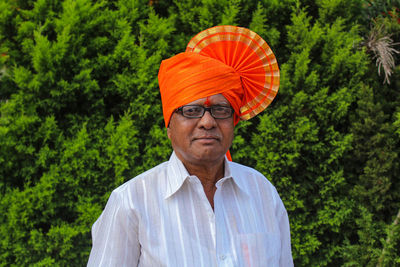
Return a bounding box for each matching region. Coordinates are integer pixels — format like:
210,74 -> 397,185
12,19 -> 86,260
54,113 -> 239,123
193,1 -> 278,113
197,110 -> 217,129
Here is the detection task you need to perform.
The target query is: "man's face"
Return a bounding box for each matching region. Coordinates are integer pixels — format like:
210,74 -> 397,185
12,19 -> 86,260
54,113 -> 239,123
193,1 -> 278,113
167,94 -> 234,166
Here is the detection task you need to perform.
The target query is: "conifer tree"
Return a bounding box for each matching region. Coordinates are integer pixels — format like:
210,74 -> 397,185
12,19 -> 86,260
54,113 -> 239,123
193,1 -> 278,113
0,0 -> 399,266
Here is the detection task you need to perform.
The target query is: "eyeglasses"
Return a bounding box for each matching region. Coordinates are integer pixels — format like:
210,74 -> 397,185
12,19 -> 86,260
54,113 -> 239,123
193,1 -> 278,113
176,105 -> 234,119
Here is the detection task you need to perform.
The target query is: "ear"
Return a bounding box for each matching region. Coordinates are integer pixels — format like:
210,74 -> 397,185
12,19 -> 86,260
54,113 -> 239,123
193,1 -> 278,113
167,113 -> 175,140
167,125 -> 172,140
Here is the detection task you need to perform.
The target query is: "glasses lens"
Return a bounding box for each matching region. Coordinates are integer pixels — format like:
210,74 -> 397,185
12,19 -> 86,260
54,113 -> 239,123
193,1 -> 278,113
179,105 -> 233,118
182,106 -> 204,117
211,106 -> 232,118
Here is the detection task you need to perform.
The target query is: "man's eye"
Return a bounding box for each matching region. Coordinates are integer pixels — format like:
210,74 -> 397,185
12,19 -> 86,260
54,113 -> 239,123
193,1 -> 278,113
184,106 -> 202,115
213,106 -> 225,112
213,106 -> 229,114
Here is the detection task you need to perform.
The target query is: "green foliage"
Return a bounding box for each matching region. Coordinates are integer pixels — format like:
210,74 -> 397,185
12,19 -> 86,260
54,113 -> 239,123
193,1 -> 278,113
1,0 -> 399,266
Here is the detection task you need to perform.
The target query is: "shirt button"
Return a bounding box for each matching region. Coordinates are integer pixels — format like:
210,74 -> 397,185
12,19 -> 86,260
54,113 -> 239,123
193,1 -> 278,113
219,255 -> 226,260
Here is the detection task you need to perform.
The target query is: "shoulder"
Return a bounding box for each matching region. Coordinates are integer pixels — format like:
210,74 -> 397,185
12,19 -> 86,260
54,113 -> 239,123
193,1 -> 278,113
228,161 -> 281,206
229,161 -> 262,175
229,161 -> 275,187
112,160 -> 169,198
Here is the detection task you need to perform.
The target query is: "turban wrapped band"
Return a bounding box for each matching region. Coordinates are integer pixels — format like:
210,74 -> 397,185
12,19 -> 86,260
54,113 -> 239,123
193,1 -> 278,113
158,25 -> 280,127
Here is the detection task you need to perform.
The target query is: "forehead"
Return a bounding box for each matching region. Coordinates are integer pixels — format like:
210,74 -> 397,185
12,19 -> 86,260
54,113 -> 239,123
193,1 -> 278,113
186,94 -> 230,105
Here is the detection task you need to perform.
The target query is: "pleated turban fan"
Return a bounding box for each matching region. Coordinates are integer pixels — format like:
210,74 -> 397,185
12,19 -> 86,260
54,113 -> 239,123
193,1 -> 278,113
158,25 -> 280,127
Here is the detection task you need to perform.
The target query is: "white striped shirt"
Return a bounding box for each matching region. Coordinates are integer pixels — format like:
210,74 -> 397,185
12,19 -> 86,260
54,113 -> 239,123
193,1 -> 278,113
87,152 -> 293,266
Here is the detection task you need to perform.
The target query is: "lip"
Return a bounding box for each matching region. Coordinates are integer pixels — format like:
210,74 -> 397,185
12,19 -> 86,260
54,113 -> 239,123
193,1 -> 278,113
192,136 -> 220,143
193,135 -> 220,140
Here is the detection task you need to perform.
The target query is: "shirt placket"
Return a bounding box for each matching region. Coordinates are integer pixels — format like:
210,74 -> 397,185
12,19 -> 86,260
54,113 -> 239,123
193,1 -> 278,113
189,176 -> 234,267
214,179 -> 235,267
189,176 -> 217,248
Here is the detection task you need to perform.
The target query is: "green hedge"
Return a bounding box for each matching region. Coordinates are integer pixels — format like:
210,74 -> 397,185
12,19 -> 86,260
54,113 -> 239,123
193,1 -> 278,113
1,0 -> 399,266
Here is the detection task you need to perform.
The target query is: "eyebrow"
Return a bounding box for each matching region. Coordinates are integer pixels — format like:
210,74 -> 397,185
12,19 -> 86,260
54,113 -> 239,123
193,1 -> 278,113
189,103 -> 231,107
214,102 -> 230,106
188,101 -> 231,106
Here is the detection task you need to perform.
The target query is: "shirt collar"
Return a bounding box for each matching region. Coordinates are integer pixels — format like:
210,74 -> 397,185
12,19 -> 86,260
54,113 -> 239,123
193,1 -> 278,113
223,158 -> 250,197
164,152 -> 249,199
164,152 -> 191,199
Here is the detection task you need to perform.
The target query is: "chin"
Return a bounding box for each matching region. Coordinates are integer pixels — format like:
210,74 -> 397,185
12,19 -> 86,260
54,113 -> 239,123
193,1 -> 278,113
193,150 -> 225,162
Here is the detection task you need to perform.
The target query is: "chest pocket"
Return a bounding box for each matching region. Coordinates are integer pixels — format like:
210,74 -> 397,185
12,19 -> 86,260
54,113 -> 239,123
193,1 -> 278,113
233,233 -> 280,267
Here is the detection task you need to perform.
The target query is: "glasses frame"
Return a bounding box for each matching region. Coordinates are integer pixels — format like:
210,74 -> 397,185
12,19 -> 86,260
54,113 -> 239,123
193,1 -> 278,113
176,105 -> 234,119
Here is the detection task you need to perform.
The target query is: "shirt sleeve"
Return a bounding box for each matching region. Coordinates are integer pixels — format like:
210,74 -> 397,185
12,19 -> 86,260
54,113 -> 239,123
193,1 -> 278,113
277,196 -> 294,267
87,189 -> 140,267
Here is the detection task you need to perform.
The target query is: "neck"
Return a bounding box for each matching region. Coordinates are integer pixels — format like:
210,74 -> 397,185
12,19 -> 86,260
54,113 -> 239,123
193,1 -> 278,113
181,158 -> 225,210
173,152 -> 226,210
182,158 -> 225,187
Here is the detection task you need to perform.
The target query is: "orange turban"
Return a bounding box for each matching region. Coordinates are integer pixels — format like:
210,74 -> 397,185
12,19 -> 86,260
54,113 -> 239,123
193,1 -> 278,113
158,25 -> 280,127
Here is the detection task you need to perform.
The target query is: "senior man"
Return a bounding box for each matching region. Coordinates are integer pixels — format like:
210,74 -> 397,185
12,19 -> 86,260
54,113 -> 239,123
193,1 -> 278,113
88,25 -> 293,266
